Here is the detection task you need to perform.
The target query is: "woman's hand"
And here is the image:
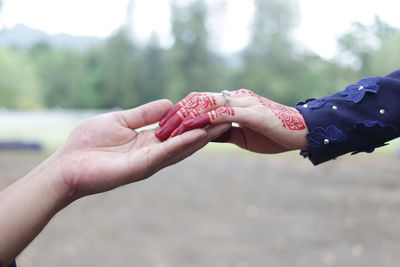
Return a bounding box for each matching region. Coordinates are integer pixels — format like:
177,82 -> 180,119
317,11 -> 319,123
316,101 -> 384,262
57,99 -> 230,200
156,90 -> 309,153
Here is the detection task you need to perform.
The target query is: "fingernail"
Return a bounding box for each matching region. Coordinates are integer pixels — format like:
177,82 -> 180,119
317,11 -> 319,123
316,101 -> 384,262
155,127 -> 167,140
183,119 -> 193,126
171,129 -> 178,137
160,104 -> 181,127
159,117 -> 167,126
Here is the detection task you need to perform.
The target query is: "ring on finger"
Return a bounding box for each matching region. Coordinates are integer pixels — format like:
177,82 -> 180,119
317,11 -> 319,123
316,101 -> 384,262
222,90 -> 231,107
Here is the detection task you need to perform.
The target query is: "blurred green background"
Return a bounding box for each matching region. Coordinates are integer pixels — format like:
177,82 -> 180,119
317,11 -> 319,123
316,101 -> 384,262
1,0 -> 399,110
1,0 -> 400,150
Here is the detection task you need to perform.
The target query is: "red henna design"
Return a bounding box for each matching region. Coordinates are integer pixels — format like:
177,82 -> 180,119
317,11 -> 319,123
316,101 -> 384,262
171,114 -> 210,137
157,93 -> 218,140
156,114 -> 184,140
209,106 -> 235,120
233,89 -> 257,97
257,97 -> 306,130
172,106 -> 236,137
160,104 -> 182,126
178,93 -> 217,118
233,89 -> 306,131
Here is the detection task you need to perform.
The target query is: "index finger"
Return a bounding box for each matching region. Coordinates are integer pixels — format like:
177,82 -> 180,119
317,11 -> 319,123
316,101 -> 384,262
156,92 -> 226,140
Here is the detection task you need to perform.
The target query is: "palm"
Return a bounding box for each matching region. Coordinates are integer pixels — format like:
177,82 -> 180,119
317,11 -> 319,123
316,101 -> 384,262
56,100 -> 227,199
60,113 -> 164,197
236,125 -> 291,154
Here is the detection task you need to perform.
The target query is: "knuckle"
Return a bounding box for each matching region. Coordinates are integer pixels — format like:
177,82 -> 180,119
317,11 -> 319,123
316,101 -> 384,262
160,144 -> 172,159
234,89 -> 256,97
187,92 -> 196,98
140,108 -> 150,125
112,112 -> 128,127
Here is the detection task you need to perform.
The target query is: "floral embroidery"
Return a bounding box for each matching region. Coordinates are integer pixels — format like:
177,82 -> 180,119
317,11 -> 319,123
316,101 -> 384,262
301,125 -> 347,158
297,98 -> 326,110
351,143 -> 388,155
306,125 -> 347,145
339,77 -> 380,103
357,120 -> 379,128
350,120 -> 398,155
354,120 -> 397,131
300,149 -> 310,158
309,98 -> 327,110
296,98 -> 316,106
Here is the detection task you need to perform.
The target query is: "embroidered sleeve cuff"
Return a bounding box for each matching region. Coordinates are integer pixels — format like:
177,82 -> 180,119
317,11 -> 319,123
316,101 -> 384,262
296,69 -> 400,165
0,261 -> 17,267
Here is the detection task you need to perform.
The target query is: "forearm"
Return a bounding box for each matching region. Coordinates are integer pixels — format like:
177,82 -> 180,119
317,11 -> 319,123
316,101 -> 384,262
0,151 -> 70,265
296,69 -> 400,165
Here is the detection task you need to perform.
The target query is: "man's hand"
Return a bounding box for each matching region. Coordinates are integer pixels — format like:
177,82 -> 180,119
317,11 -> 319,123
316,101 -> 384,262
57,99 -> 230,199
0,99 -> 230,264
156,90 -> 309,154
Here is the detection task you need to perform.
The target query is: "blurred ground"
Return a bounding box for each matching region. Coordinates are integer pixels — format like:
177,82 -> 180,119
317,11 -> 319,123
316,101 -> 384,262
2,150 -> 400,267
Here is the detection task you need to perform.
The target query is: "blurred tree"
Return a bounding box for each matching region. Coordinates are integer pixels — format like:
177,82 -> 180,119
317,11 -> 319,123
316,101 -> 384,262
338,16 -> 399,76
1,0 -> 398,111
166,0 -> 226,101
239,0 -> 304,105
369,33 -> 400,76
0,48 -> 43,108
295,53 -> 357,99
138,33 -> 167,102
30,43 -> 100,109
96,29 -> 140,108
0,0 -> 3,29
247,0 -> 297,57
124,0 -> 136,40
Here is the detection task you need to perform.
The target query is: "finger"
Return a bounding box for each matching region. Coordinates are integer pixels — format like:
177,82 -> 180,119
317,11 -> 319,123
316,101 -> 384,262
156,92 -> 226,140
149,129 -> 208,170
172,106 -> 249,137
211,126 -> 255,150
155,112 -> 184,140
212,126 -> 252,150
204,123 -> 232,141
159,103 -> 182,126
213,126 -> 244,144
213,126 -> 289,153
160,123 -> 231,167
119,99 -> 173,129
232,88 -> 259,97
158,94 -> 196,127
159,95 -> 254,140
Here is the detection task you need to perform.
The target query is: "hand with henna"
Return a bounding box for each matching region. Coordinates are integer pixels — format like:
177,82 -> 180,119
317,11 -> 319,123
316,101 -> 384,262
156,90 -> 309,153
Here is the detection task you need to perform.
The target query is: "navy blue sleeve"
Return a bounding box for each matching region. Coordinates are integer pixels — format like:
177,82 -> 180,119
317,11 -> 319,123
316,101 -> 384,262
296,69 -> 400,165
0,261 -> 17,267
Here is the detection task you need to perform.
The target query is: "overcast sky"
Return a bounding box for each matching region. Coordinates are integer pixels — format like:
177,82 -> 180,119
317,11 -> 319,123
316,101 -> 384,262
2,0 -> 400,59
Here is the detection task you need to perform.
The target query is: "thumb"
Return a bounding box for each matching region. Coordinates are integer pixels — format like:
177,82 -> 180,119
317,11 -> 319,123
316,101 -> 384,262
118,99 -> 173,129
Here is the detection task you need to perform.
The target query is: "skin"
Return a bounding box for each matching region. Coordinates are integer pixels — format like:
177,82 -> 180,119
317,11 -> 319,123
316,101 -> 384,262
156,89 -> 310,153
156,93 -> 223,139
0,99 -> 230,265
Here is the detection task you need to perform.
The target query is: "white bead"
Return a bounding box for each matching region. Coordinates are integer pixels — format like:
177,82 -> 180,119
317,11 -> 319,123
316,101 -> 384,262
380,109 -> 386,115
358,86 -> 364,91
332,106 -> 338,110
324,139 -> 330,145
303,104 -> 308,108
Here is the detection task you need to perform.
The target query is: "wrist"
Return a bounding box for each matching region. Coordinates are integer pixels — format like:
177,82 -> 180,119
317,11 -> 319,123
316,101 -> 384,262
31,150 -> 77,209
0,150 -> 75,261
